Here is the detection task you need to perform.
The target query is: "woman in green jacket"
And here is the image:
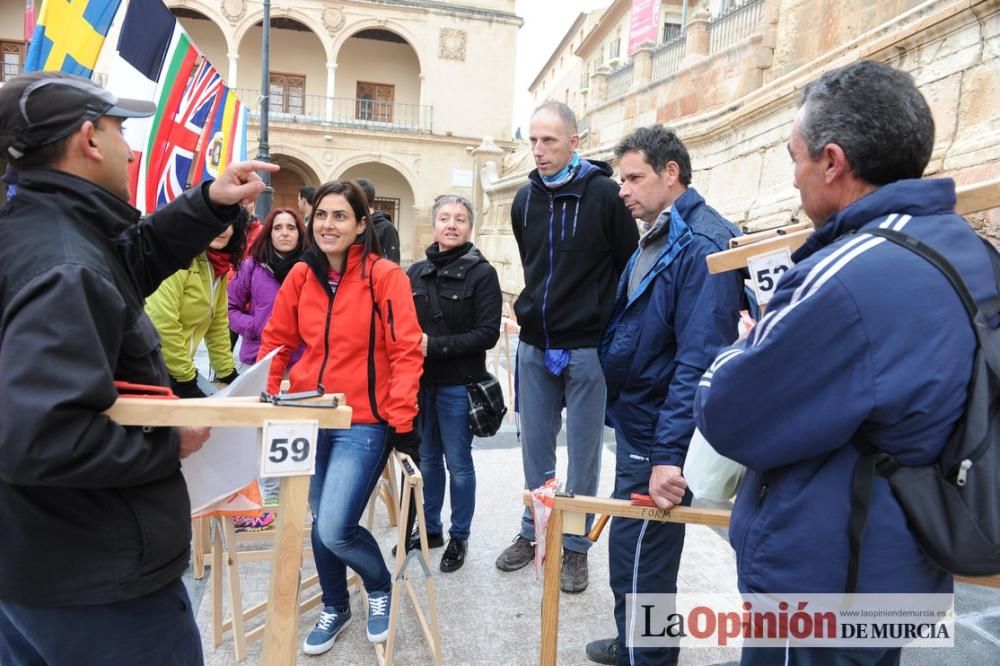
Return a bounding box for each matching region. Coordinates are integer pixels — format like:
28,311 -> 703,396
146,211 -> 249,398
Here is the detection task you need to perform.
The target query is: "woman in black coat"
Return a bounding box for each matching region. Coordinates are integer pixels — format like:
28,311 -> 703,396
406,194 -> 502,572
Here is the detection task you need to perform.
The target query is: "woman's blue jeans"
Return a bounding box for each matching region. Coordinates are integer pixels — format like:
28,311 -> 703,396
309,424 -> 391,611
418,384 -> 476,540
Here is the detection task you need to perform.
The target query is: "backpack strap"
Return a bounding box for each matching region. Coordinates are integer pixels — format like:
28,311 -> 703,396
422,272 -> 450,334
846,226 -> 990,593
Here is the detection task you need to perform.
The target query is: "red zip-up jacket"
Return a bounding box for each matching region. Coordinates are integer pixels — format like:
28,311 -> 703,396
259,245 -> 423,432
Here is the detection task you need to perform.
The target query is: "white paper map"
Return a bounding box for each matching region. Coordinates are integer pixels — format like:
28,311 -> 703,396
182,348 -> 279,514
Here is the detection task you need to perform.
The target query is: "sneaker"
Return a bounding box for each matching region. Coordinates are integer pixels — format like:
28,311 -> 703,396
560,550 -> 588,593
391,531 -> 444,557
302,606 -> 351,656
495,534 -> 535,572
233,512 -> 275,533
584,637 -> 619,665
439,538 -> 467,573
366,590 -> 391,643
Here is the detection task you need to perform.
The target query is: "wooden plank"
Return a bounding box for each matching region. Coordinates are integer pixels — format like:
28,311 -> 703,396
525,493 -> 1000,588
956,177 -> 1000,215
540,507 -> 563,666
105,394 -> 351,428
729,221 -> 813,248
955,574 -> 1000,589
522,492 -> 731,527
707,229 -> 812,274
261,475 -> 311,666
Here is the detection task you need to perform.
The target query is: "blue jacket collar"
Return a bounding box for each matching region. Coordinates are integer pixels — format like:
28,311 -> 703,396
671,187 -> 704,223
621,205 -> 694,308
792,178 -> 957,262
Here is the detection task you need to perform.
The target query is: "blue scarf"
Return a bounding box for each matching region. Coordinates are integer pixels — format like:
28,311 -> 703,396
540,152 -> 581,190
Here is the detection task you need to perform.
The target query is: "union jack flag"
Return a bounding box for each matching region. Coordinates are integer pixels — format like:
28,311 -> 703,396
150,56 -> 224,208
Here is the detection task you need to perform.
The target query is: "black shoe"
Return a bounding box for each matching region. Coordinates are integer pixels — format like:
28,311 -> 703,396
560,550 -> 588,593
391,531 -> 444,557
585,637 -> 619,665
495,534 -> 535,571
439,538 -> 467,573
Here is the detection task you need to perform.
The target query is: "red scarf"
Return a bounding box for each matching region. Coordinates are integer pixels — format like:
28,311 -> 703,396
206,249 -> 231,278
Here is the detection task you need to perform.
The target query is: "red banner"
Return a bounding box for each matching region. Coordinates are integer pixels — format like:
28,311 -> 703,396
628,0 -> 661,56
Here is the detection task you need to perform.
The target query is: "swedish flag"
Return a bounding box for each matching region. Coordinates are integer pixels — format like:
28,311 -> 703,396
25,0 -> 123,78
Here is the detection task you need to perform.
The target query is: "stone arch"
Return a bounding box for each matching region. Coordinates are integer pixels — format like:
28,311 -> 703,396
235,8 -> 333,65
332,21 -> 425,77
165,2 -> 234,76
269,152 -> 321,212
334,156 -> 419,262
163,1 -> 234,55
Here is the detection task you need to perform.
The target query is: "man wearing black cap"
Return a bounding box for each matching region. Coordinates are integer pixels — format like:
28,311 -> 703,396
0,71 -> 275,664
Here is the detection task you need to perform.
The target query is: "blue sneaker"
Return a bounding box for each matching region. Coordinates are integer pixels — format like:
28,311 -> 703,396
302,606 -> 351,655
366,590 -> 391,643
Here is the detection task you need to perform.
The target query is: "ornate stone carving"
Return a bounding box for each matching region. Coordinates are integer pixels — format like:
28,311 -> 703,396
221,0 -> 246,23
439,28 -> 466,61
322,7 -> 346,35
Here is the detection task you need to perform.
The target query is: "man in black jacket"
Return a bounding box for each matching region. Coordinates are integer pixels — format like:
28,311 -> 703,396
357,177 -> 402,263
496,101 -> 638,593
0,72 -> 273,664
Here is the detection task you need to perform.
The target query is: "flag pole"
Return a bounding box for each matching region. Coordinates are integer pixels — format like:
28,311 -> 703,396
255,0 -> 273,219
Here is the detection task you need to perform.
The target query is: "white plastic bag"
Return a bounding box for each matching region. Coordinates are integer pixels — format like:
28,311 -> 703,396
683,427 -> 745,501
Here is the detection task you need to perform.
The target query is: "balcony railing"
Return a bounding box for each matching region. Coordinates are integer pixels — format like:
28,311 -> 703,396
606,63 -> 634,100
709,0 -> 765,54
651,34 -> 686,82
235,89 -> 433,134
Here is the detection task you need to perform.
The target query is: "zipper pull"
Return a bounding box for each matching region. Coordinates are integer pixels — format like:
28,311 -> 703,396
956,459 -> 973,486
759,483 -> 769,498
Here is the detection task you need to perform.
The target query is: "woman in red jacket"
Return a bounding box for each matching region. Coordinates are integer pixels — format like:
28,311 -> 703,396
259,180 -> 423,656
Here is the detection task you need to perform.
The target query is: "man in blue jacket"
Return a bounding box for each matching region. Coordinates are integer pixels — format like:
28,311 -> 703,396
586,126 -> 743,665
695,61 -> 994,664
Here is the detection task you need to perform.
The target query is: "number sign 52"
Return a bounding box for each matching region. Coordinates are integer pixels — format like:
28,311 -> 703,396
747,248 -> 793,306
261,420 -> 319,477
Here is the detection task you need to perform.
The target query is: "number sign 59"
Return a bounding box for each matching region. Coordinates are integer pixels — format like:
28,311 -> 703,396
747,248 -> 793,306
261,420 -> 319,477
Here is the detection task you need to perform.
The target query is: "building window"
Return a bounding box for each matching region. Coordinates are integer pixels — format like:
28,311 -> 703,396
663,21 -> 682,43
356,82 -> 395,123
609,30 -> 621,60
372,196 -> 399,224
1,41 -> 25,82
269,72 -> 305,114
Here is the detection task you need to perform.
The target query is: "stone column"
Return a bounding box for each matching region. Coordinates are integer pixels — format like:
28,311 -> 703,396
227,52 -> 239,88
325,62 -> 337,122
632,41 -> 656,85
683,8 -> 712,65
469,136 -> 505,245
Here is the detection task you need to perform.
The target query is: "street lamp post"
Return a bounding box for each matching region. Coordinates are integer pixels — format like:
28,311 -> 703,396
255,0 -> 273,218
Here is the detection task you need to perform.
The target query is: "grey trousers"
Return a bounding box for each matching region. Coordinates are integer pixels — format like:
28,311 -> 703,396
517,342 -> 607,553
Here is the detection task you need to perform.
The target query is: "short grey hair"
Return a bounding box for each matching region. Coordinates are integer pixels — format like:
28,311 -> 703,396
532,100 -> 578,136
798,60 -> 934,186
431,194 -> 474,227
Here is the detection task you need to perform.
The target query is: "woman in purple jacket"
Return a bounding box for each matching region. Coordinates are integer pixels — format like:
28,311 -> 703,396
229,207 -> 307,370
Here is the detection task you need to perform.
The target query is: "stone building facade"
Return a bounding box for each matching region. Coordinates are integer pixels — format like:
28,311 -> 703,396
0,0 -> 522,262
480,0 -> 1000,300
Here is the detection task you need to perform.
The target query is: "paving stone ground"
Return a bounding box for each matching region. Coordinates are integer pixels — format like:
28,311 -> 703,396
184,428 -> 1000,665
189,343 -> 1000,665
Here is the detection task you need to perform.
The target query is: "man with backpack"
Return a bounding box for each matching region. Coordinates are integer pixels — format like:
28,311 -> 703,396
694,60 -> 999,664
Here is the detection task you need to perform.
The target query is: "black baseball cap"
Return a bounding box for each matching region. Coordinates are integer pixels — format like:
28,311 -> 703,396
0,71 -> 156,160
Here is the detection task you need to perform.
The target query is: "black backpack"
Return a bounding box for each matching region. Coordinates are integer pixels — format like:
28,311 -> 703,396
848,227 -> 1000,593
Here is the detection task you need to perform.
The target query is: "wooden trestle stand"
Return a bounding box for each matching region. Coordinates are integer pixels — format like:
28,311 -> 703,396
529,176 -> 1000,666
105,394 -> 350,666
